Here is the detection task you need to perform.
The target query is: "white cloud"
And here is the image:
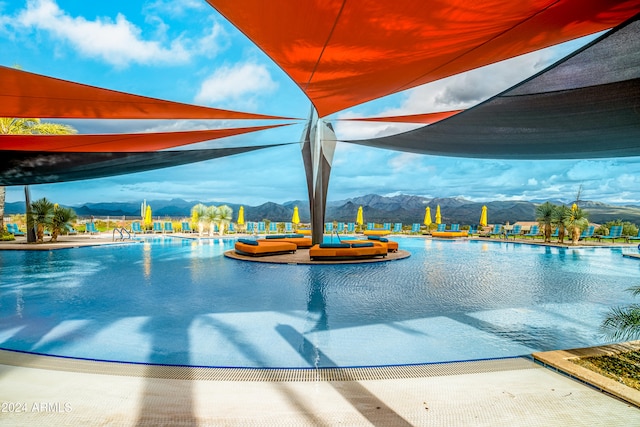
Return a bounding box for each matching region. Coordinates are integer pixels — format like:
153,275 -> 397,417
194,62 -> 277,109
15,0 -> 191,67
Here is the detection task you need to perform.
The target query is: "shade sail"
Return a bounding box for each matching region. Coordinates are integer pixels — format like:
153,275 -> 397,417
337,111 -> 463,124
0,145 -> 287,185
206,0 -> 640,117
0,124 -> 288,152
346,15 -> 640,159
0,67 -> 295,120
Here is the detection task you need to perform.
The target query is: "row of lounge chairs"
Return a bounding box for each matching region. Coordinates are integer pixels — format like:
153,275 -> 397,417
480,224 -> 640,242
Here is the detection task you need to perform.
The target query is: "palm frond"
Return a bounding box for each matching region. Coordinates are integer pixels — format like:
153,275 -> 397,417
601,305 -> 640,341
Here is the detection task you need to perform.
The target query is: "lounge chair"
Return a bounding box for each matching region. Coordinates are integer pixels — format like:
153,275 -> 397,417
228,223 -> 236,234
247,222 -> 255,233
627,230 -> 640,242
597,225 -> 623,242
86,222 -> 99,234
579,225 -> 595,241
257,222 -> 266,234
268,222 -> 278,234
65,224 -> 78,235
325,222 -> 334,233
505,225 -> 522,240
153,222 -> 163,233
347,222 -> 355,233
449,224 -> 460,232
164,222 -> 174,233
180,222 -> 192,233
436,224 -> 446,232
132,222 -> 144,234
337,222 -> 345,233
383,223 -> 391,230
6,223 -> 25,236
234,238 -> 297,256
365,235 -> 399,252
467,225 -> 476,235
309,241 -> 387,260
488,224 -> 502,238
393,223 -> 402,233
550,227 -> 559,238
522,225 -> 539,239
411,223 -> 421,234
284,222 -> 293,233
366,222 -> 375,230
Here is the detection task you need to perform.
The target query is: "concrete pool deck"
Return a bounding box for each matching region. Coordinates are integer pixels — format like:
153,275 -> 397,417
0,350 -> 639,426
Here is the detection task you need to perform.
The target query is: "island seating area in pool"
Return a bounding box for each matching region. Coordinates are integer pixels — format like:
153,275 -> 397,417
234,239 -> 297,256
257,234 -> 313,248
308,241 -> 387,260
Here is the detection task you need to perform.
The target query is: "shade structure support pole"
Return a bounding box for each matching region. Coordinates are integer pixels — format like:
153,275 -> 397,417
300,108 -> 337,246
24,185 -> 36,243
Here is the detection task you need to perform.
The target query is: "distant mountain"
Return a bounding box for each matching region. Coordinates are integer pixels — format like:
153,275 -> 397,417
5,195 -> 640,225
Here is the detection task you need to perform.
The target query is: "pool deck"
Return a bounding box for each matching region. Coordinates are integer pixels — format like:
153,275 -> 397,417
1,350 -> 639,426
1,233 -> 640,425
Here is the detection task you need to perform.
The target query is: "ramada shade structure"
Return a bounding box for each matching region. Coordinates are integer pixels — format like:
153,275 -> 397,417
2,1 -> 640,244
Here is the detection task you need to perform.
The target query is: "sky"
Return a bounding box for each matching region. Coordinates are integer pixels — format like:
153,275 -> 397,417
2,0 -> 640,207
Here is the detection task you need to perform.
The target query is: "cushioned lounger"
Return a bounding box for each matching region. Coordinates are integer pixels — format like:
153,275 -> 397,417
430,231 -> 469,238
234,240 -> 297,256
309,242 -> 387,260
258,234 -> 313,248
347,238 -> 398,252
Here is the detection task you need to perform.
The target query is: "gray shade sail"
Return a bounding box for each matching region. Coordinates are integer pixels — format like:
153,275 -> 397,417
346,15 -> 640,160
0,145 -> 285,185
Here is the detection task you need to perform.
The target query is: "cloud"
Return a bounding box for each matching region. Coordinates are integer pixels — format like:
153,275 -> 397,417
14,0 -> 192,67
194,62 -> 278,109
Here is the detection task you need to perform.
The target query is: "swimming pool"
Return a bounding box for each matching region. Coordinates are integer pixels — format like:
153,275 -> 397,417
0,237 -> 638,368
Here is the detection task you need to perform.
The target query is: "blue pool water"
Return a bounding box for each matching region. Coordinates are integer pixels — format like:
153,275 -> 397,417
0,237 -> 638,368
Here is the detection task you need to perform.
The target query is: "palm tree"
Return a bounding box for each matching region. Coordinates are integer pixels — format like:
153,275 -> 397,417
601,286 -> 640,341
551,205 -> 571,243
204,205 -> 219,236
563,206 -> 589,245
191,203 -> 208,236
50,206 -> 78,242
535,202 -> 555,243
30,197 -> 55,242
216,205 -> 233,235
0,117 -> 77,240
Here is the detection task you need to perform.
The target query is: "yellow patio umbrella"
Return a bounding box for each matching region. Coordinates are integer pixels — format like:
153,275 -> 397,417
292,206 -> 300,225
435,205 -> 441,224
479,205 -> 488,227
356,206 -> 364,225
237,206 -> 245,225
423,207 -> 432,226
144,205 -> 152,228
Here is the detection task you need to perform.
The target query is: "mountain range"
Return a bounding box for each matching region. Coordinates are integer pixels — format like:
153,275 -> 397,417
5,194 -> 640,225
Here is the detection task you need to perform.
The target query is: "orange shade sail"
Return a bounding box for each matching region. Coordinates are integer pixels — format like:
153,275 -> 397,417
0,66 -> 295,120
0,124 -> 288,152
206,0 -> 640,117
338,110 -> 463,124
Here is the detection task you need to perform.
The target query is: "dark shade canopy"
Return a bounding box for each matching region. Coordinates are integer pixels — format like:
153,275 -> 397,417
336,111 -> 463,124
0,66 -> 295,120
0,124 -> 288,152
347,15 -> 640,159
207,0 -> 640,117
0,144 -> 288,185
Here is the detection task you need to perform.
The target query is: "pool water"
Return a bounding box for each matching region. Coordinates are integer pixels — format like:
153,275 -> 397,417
0,237 -> 638,368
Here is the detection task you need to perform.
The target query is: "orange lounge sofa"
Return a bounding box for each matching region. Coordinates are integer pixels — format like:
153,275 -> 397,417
363,229 -> 390,236
257,234 -> 313,248
347,238 -> 398,253
309,242 -> 387,260
431,230 -> 469,238
234,239 -> 297,256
